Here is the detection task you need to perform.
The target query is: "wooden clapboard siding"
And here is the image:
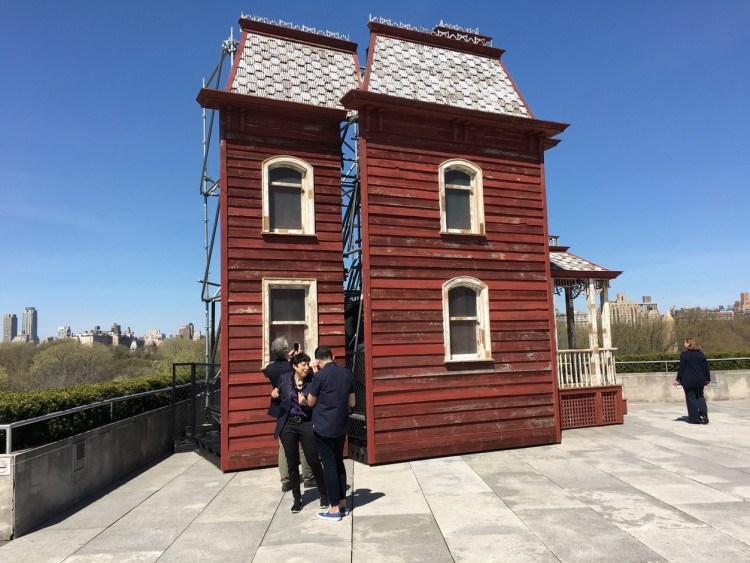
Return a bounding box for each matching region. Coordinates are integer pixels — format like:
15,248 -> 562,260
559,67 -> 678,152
216,104 -> 347,471
356,97 -> 560,464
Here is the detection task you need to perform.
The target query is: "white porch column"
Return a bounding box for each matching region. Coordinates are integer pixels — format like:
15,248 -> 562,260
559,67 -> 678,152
600,283 -> 612,349
565,286 -> 576,349
586,278 -> 602,384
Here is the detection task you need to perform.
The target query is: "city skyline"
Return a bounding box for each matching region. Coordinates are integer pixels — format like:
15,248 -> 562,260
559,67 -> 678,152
4,288 -> 748,342
2,1 -> 749,341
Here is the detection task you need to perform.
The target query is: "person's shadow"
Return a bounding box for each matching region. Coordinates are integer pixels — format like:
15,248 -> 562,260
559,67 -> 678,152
350,488 -> 385,510
675,415 -> 703,424
302,485 -> 385,512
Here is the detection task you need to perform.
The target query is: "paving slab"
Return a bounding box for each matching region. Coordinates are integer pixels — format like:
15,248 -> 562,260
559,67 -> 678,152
352,514 -> 452,563
514,507 -> 667,562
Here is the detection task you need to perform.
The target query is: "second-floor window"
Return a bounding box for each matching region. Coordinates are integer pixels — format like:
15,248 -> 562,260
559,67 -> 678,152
263,156 -> 315,235
439,159 -> 485,235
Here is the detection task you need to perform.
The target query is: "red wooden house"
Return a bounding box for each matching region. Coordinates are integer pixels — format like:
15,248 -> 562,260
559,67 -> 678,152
197,19 -> 360,470
344,22 -> 568,464
197,17 -> 623,471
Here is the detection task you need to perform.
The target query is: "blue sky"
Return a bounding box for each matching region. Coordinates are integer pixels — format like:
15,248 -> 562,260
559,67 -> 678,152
2,0 -> 749,339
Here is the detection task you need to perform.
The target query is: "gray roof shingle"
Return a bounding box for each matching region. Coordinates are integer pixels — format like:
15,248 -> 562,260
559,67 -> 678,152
550,251 -> 607,272
367,35 -> 529,117
230,33 -> 358,110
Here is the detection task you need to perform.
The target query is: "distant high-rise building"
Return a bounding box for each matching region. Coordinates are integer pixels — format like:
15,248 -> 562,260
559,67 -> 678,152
735,292 -> 750,313
58,326 -> 72,339
3,314 -> 18,342
22,307 -> 38,343
609,293 -> 661,323
178,323 -> 195,340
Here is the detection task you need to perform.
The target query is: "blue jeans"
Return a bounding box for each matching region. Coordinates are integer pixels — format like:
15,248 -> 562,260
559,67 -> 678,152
314,433 -> 347,508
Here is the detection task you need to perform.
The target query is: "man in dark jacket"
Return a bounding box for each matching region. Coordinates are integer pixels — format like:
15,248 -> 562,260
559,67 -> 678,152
307,345 -> 355,521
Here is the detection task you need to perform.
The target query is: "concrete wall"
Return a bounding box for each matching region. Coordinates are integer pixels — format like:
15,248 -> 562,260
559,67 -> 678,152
0,405 -> 174,540
620,370 -> 750,403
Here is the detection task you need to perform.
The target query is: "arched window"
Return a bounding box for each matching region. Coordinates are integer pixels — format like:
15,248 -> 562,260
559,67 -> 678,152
442,277 -> 491,361
262,156 -> 315,234
439,159 -> 484,235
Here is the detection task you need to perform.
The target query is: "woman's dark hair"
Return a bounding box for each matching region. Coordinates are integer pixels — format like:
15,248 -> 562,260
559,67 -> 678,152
291,352 -> 311,366
685,337 -> 702,351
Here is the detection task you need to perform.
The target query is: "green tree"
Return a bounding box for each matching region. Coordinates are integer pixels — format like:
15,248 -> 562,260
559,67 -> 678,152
611,318 -> 673,355
0,342 -> 38,390
28,340 -> 115,389
153,338 -> 205,376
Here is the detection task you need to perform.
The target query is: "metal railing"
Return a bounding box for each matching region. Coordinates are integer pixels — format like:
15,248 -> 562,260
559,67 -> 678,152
615,357 -> 750,374
0,384 -> 189,455
557,348 -> 617,388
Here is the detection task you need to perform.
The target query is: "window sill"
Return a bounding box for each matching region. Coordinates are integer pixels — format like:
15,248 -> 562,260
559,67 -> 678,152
445,356 -> 493,364
262,231 -> 317,238
440,231 -> 486,240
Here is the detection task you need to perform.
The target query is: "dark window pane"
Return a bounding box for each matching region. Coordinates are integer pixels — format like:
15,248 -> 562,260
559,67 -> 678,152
270,324 -> 305,351
445,169 -> 471,187
270,288 -> 305,321
269,167 -> 302,186
269,186 -> 302,230
449,286 -> 477,318
446,188 -> 471,230
450,320 -> 477,355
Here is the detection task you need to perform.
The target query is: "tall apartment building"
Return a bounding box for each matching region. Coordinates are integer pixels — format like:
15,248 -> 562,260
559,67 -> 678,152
22,307 -> 38,343
58,326 -> 72,339
734,292 -> 750,313
177,323 -> 194,340
3,314 -> 18,342
610,293 -> 661,323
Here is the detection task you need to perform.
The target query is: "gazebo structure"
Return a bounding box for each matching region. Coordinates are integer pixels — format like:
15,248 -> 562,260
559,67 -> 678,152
549,237 -> 625,428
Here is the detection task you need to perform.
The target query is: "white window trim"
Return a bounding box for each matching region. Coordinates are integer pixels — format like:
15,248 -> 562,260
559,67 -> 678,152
442,276 -> 491,362
262,156 -> 315,235
438,159 -> 485,235
262,278 -> 318,363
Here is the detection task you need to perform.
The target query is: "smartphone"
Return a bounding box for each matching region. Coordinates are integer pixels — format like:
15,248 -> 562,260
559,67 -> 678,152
293,342 -> 300,353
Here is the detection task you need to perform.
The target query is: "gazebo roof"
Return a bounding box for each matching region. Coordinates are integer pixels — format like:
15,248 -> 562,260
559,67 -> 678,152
550,246 -> 622,280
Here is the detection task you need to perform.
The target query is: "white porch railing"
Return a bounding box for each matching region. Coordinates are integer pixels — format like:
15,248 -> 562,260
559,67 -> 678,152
557,348 -> 617,388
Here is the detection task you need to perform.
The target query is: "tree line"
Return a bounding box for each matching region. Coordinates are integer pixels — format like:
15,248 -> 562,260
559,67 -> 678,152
0,338 -> 207,392
557,309 -> 750,356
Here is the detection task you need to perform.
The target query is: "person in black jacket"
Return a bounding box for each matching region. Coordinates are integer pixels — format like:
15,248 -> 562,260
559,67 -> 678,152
673,337 -> 711,424
263,337 -> 313,491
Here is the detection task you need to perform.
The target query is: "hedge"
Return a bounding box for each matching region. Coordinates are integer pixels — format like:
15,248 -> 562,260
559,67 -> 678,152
0,372 -> 191,453
615,351 -> 750,373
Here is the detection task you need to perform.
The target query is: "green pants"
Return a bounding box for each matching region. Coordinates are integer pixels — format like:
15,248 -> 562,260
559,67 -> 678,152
279,441 -> 314,485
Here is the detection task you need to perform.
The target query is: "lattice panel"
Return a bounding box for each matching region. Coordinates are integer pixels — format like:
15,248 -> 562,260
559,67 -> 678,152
559,387 -> 624,429
601,391 -> 619,424
560,393 -> 597,428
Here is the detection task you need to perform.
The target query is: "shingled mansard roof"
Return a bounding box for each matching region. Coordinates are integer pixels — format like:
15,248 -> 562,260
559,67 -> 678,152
365,30 -> 530,117
229,20 -> 360,110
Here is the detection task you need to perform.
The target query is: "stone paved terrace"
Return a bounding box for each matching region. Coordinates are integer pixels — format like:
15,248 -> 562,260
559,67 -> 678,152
3,400 -> 750,562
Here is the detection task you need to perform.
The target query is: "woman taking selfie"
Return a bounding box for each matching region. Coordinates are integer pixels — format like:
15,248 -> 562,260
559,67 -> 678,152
271,352 -> 328,513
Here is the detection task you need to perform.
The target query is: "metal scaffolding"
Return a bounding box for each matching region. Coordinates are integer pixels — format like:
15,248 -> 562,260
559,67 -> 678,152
199,29 -> 237,366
